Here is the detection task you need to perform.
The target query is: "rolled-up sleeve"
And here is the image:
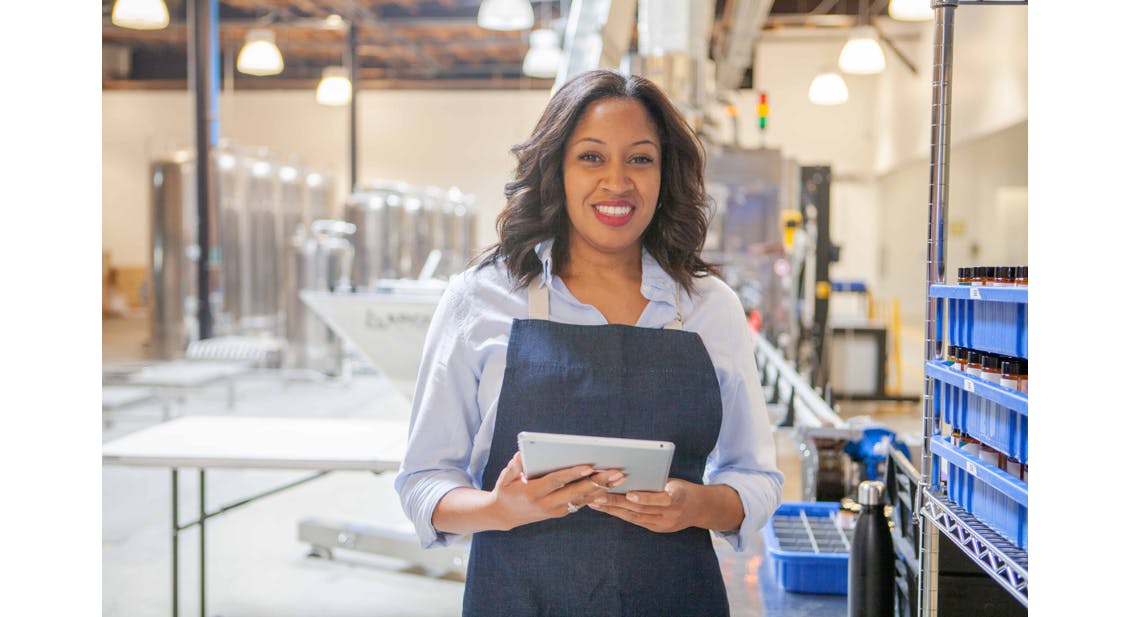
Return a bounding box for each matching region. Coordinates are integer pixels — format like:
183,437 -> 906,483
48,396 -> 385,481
702,290 -> 784,552
394,274 -> 482,548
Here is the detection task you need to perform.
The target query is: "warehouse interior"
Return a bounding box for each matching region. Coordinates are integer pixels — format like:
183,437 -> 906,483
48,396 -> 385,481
4,1 -> 1123,615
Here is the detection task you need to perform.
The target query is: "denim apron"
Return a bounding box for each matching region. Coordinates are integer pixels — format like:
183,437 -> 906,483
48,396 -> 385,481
462,282 -> 729,616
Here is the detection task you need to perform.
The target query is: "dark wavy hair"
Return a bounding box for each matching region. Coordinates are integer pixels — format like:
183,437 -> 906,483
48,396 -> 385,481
477,69 -> 718,293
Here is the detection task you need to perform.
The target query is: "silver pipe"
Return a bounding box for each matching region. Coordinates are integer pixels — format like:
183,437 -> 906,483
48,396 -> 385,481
920,4 -> 957,616
753,333 -> 845,429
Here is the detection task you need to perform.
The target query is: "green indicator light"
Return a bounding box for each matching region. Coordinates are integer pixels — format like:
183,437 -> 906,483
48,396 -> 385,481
759,117 -> 767,129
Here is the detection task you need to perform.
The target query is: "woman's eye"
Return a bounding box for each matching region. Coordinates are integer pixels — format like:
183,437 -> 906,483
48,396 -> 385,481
630,155 -> 655,164
579,152 -> 601,162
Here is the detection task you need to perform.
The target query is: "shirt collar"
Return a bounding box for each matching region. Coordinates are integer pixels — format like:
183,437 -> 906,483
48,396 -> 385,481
534,238 -> 679,306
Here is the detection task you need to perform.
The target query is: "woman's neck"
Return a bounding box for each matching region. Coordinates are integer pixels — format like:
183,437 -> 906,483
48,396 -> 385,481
561,240 -> 643,282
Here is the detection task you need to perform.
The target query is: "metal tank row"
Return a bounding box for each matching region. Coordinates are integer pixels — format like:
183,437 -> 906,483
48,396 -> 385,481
149,143 -> 341,369
345,181 -> 478,289
148,143 -> 477,374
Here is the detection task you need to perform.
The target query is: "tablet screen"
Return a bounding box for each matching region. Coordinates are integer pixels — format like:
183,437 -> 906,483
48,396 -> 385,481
517,431 -> 675,494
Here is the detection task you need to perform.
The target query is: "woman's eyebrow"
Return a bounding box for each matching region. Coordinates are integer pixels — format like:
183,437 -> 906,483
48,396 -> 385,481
571,137 -> 659,148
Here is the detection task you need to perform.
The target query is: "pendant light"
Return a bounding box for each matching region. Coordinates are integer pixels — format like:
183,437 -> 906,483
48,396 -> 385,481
478,0 -> 535,31
808,70 -> 849,106
523,28 -> 563,78
838,25 -> 886,74
111,0 -> 169,30
888,0 -> 933,22
316,67 -> 352,106
237,29 -> 285,76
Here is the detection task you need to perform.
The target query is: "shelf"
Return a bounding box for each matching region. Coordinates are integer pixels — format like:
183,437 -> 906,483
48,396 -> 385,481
931,437 -> 1028,508
929,284 -> 1028,303
920,489 -> 1028,607
925,360 -> 1028,416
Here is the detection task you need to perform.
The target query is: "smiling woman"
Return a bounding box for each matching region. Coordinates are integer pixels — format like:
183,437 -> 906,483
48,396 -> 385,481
395,69 -> 783,617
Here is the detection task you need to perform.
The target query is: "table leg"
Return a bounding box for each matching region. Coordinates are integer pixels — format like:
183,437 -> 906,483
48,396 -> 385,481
172,468 -> 179,617
200,469 -> 206,617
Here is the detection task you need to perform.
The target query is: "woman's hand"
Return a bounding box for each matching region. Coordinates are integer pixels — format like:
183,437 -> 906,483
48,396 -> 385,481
490,451 -> 625,530
586,478 -> 703,533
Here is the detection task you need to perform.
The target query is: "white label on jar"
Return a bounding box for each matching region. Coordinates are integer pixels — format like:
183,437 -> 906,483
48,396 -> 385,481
1000,377 -> 1018,391
970,287 -> 982,299
965,461 -> 977,476
963,378 -> 975,392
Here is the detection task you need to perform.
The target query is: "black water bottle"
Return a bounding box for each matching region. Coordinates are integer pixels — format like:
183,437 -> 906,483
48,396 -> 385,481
848,480 -> 894,617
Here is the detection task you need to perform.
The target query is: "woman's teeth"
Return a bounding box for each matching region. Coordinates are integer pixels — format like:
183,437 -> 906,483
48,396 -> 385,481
594,204 -> 632,216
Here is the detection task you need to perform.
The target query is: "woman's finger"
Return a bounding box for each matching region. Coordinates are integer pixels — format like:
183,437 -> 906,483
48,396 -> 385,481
532,465 -> 595,497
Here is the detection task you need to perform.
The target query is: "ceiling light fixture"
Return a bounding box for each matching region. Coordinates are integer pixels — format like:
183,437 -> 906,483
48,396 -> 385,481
888,0 -> 934,22
838,25 -> 886,74
808,70 -> 849,106
523,28 -> 563,79
316,67 -> 352,106
477,0 -> 535,31
111,0 -> 169,30
237,29 -> 285,76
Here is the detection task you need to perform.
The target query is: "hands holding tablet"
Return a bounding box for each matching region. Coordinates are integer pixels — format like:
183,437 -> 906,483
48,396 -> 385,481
489,451 -> 625,529
587,478 -> 705,533
488,450 -> 738,535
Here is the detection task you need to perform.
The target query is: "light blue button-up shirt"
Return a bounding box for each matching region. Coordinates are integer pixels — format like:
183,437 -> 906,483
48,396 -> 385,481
395,240 -> 783,551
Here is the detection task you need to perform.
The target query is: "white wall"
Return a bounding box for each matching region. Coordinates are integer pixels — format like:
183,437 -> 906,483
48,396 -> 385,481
875,8 -> 1028,174
103,89 -> 552,266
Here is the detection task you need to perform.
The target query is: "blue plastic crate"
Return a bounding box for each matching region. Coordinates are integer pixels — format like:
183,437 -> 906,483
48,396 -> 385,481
932,436 -> 1028,550
931,285 -> 1028,359
927,361 -> 1028,463
762,502 -> 850,595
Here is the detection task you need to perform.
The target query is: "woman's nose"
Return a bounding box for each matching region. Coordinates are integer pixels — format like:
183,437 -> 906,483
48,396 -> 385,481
601,162 -> 632,193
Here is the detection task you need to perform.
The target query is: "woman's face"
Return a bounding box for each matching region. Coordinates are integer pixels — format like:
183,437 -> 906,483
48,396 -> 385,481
561,97 -> 661,261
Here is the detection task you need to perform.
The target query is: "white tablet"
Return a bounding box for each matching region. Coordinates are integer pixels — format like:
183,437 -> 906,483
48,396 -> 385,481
517,431 -> 676,494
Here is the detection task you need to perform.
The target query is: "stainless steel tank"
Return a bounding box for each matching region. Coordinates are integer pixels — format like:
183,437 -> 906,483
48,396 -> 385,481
216,144 -> 244,334
399,189 -> 427,279
241,150 -> 281,334
345,181 -> 403,289
419,186 -> 446,279
283,219 -> 353,374
305,169 -> 335,224
444,186 -> 477,274
148,152 -> 197,359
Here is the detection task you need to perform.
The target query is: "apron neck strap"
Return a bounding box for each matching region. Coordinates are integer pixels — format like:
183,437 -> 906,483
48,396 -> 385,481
528,282 -> 550,320
527,281 -> 683,330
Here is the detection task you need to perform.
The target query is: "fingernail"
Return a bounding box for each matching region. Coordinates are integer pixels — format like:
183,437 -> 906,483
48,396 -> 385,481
589,502 -> 603,510
593,497 -> 607,505
582,468 -> 595,476
627,493 -> 639,502
608,472 -> 625,483
610,477 -> 626,487
521,474 -> 528,484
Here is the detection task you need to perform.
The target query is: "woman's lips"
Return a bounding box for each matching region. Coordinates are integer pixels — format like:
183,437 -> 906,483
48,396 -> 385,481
592,201 -> 635,227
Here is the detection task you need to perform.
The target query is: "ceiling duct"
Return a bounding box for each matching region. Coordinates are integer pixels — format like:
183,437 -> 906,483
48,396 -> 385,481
712,0 -> 774,93
554,0 -> 638,91
635,0 -> 715,129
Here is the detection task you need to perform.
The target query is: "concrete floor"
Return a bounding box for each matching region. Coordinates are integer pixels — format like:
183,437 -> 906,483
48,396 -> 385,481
102,313 -> 923,617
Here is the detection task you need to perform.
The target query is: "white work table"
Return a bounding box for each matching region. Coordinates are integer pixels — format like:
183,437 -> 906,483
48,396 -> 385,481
103,416 -> 410,617
102,416 -> 408,471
